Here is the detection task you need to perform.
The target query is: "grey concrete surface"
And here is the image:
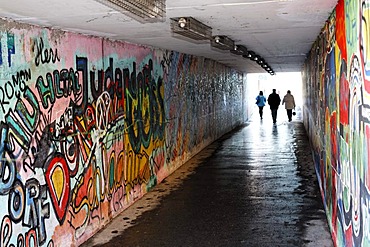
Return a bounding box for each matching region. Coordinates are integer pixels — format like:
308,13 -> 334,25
82,112 -> 333,247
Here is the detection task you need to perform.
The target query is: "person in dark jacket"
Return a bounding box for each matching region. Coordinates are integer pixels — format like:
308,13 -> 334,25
255,91 -> 266,119
267,89 -> 281,123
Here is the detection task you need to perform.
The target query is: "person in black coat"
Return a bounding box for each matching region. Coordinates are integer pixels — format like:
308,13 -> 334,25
267,89 -> 281,123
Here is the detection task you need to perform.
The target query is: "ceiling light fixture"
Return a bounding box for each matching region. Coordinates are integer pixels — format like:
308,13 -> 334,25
171,17 -> 212,42
178,17 -> 187,28
253,55 -> 261,61
93,0 -> 166,23
243,51 -> 255,59
211,35 -> 235,50
230,45 -> 248,56
242,49 -> 274,75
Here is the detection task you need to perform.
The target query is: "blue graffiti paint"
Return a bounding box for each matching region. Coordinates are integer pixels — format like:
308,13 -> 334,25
7,33 -> 15,67
0,41 -> 3,65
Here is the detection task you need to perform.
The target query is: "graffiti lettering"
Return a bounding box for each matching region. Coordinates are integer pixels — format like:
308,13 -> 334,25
36,68 -> 81,109
1,215 -> 12,247
0,40 -> 170,246
54,69 -> 81,98
125,150 -> 150,189
125,60 -> 165,153
7,33 -> 15,67
0,69 -> 31,119
0,125 -> 16,195
11,70 -> 29,97
160,50 -> 172,78
71,156 -> 102,214
75,56 -> 89,113
0,215 -> 54,247
6,111 -> 32,153
73,57 -> 165,155
34,38 -> 60,66
90,58 -> 119,101
25,229 -> 37,247
103,118 -> 125,149
36,75 -> 55,109
0,88 -> 10,116
15,87 -> 40,133
1,178 -> 50,246
95,92 -> 111,132
8,180 -> 25,223
23,179 -> 50,245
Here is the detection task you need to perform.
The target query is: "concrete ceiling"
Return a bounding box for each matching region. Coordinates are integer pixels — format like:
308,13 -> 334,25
0,0 -> 338,74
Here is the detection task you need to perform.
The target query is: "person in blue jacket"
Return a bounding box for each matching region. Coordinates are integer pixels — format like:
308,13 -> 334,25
256,91 -> 267,119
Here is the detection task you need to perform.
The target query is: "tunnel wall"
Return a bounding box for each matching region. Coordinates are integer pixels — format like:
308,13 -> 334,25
0,19 -> 245,246
302,0 -> 370,245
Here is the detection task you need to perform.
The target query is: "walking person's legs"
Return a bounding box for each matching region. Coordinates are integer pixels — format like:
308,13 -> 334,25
271,109 -> 277,123
259,106 -> 264,119
287,109 -> 293,122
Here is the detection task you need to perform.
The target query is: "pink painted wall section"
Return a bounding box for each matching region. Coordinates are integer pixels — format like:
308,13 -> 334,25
0,19 -> 244,246
302,0 -> 370,246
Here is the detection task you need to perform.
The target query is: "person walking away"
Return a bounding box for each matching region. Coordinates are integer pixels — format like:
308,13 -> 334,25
256,91 -> 266,119
267,89 -> 281,123
282,90 -> 296,122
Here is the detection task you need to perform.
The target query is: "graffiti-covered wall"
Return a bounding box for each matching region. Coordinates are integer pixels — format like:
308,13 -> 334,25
302,0 -> 370,246
0,19 -> 244,246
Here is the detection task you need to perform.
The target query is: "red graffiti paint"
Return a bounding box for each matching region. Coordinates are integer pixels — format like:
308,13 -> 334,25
336,0 -> 347,61
1,216 -> 12,246
45,154 -> 70,224
340,71 -> 349,127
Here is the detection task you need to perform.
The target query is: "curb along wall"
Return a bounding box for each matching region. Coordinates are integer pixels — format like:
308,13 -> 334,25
302,0 -> 370,246
0,19 -> 244,246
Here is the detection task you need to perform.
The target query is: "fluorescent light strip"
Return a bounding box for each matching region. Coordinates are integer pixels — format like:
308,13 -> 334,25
167,0 -> 286,10
94,0 -> 165,22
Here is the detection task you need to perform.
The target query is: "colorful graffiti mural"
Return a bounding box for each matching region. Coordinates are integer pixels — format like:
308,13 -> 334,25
303,0 -> 370,246
0,21 -> 244,246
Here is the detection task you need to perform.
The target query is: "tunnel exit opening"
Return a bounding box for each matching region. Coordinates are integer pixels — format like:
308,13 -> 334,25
246,72 -> 303,121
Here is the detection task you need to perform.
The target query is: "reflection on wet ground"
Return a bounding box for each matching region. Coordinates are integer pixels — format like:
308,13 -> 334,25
83,111 -> 333,247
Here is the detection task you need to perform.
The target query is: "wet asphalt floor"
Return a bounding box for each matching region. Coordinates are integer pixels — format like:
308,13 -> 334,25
84,112 -> 333,247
